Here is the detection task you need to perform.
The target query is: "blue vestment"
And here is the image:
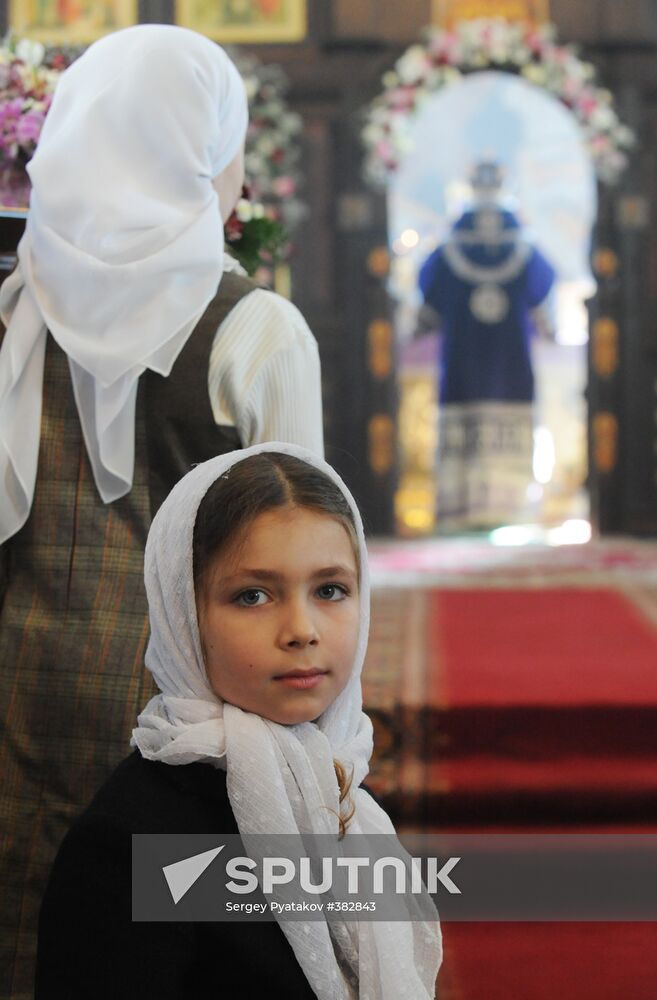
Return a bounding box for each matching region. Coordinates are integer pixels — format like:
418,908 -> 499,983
419,208 -> 556,528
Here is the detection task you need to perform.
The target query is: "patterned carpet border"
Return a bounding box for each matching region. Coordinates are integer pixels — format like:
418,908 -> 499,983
368,538 -> 657,589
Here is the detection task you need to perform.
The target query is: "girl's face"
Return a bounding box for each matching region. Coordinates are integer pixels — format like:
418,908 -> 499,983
197,505 -> 360,725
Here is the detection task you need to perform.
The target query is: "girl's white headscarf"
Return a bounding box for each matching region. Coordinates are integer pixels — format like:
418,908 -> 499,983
132,442 -> 442,1000
0,25 -> 247,544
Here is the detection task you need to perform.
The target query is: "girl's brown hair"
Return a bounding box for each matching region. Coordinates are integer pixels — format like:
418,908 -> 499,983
193,452 -> 358,587
192,451 -> 359,833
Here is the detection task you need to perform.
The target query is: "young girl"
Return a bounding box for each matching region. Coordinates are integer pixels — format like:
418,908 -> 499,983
36,443 -> 441,999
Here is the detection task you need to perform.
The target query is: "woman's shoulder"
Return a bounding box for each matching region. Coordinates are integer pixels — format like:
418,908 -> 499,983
218,285 -> 316,353
218,267 -> 260,298
77,750 -> 236,837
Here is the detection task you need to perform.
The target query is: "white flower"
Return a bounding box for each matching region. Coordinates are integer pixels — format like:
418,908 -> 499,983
522,64 -> 547,86
15,38 -> 44,68
590,104 -> 615,130
235,199 -> 253,222
245,152 -> 265,174
243,77 -> 259,101
469,53 -> 489,68
39,67 -> 61,93
362,123 -> 382,144
489,43 -> 510,63
256,136 -> 275,156
443,67 -> 463,85
396,45 -> 428,84
252,203 -> 265,219
424,67 -> 444,88
281,111 -> 302,134
512,45 -> 531,65
459,21 -> 480,45
614,124 -> 635,147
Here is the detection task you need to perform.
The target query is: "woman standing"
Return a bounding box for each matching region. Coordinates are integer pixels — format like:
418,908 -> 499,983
0,25 -> 322,999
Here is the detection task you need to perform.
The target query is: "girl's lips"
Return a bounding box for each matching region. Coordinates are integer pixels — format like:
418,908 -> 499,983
274,671 -> 328,690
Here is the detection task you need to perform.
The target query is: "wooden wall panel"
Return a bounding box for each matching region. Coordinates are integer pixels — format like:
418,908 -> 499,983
549,0 -> 601,43
332,0 -> 380,40
602,0 -> 657,44
377,0 -> 435,42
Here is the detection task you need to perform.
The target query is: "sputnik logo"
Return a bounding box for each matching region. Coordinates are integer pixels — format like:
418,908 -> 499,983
163,845 -> 225,904
162,845 -> 461,904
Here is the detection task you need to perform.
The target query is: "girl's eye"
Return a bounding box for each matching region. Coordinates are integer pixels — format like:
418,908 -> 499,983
317,584 -> 348,602
235,589 -> 269,607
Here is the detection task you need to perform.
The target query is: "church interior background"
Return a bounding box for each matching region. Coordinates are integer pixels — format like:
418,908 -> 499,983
2,1 -> 657,998
1,0 -> 656,539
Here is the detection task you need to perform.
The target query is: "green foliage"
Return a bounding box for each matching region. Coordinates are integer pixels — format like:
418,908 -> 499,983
226,216 -> 288,277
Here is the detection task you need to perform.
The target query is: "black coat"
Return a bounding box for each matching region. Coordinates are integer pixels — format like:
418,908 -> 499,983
36,750 -> 318,999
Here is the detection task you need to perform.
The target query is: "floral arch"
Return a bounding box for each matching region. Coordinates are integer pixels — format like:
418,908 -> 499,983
362,19 -> 634,188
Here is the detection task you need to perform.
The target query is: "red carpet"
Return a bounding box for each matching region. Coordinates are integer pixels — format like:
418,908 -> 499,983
362,575 -> 657,998
436,588 -> 657,707
363,586 -> 657,825
437,922 -> 657,1000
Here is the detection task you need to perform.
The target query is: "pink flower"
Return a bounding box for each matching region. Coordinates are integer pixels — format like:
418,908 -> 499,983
0,99 -> 23,157
15,109 -> 44,147
224,216 -> 243,242
437,31 -> 461,65
0,98 -> 23,125
272,175 -> 295,198
387,86 -> 415,111
577,93 -> 598,117
525,30 -> 545,56
376,139 -> 394,162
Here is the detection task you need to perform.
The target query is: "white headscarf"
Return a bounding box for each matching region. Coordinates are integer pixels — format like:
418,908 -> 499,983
0,25 -> 248,544
132,442 -> 442,1000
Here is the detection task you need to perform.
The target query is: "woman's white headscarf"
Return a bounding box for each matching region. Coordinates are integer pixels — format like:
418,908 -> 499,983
0,24 -> 247,544
132,442 -> 442,1000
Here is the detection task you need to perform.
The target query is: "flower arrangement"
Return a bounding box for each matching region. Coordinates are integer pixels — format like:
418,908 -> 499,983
224,49 -> 307,280
224,185 -> 288,278
362,19 -> 635,187
229,48 -> 306,259
0,37 -> 68,167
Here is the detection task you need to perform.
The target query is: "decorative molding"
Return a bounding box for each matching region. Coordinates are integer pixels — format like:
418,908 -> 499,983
592,412 -> 618,473
592,318 -> 619,379
367,320 -> 394,380
368,414 -> 396,475
593,248 -> 619,280
366,246 -> 390,279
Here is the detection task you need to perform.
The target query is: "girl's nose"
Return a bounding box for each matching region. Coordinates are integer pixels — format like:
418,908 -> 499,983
279,601 -> 319,649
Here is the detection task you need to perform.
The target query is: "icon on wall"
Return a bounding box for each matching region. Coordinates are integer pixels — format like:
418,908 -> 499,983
176,0 -> 307,43
432,0 -> 549,26
9,0 -> 137,44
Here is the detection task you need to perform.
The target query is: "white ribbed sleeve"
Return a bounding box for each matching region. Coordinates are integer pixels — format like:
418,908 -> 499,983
207,288 -> 324,458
